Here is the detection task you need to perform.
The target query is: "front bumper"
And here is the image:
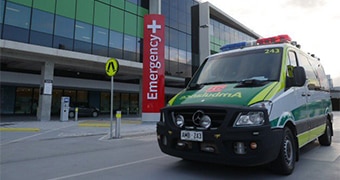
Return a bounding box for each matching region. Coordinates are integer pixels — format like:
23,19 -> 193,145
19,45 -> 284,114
156,104 -> 283,166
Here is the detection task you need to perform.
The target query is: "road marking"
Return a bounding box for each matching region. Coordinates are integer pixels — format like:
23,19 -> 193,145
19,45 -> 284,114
0,127 -> 40,132
48,155 -> 167,180
78,120 -> 141,128
78,123 -> 111,127
0,124 -> 76,146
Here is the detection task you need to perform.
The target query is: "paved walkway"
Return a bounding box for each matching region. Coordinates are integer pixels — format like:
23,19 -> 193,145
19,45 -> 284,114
0,115 -> 157,139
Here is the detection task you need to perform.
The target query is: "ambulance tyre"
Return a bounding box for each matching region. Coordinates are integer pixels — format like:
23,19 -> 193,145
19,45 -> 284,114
318,120 -> 332,146
270,127 -> 296,175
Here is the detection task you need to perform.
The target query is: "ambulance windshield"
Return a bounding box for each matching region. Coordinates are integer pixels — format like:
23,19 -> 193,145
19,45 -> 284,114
189,48 -> 283,88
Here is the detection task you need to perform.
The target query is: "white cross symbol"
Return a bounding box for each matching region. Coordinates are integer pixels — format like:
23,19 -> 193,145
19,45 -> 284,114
147,20 -> 161,34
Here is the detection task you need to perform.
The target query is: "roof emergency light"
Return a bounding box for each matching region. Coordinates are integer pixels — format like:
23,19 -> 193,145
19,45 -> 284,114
220,42 -> 247,51
220,34 -> 293,52
220,41 -> 257,52
256,34 -> 291,45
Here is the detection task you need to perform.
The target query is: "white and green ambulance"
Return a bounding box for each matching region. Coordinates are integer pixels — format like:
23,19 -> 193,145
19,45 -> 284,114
156,35 -> 333,175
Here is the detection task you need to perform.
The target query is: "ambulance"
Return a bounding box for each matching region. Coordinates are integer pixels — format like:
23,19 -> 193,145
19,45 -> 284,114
156,35 -> 333,175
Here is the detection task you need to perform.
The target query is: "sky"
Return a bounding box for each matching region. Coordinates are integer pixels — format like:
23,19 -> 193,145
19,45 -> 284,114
203,0 -> 340,87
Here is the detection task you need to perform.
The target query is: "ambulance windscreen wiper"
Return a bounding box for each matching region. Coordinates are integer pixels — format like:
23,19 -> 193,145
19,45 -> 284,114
235,77 -> 272,87
188,81 -> 238,90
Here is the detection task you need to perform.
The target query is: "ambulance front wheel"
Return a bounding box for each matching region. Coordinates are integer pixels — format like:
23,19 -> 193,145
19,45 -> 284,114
270,127 -> 296,175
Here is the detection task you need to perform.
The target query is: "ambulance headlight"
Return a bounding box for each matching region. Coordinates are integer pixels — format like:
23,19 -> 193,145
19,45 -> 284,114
175,114 -> 185,127
251,101 -> 273,115
234,112 -> 265,127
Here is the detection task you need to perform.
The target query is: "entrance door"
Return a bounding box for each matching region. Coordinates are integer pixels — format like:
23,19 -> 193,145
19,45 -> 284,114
15,87 -> 33,114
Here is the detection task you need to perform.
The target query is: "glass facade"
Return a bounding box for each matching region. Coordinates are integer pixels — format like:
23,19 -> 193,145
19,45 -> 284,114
1,0 -> 149,62
0,0 -> 259,116
161,0 -> 198,77
0,0 -> 150,115
0,0 -> 200,79
209,18 -> 255,54
1,85 -> 139,116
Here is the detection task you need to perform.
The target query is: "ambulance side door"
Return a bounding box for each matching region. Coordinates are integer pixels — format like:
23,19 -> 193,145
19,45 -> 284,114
298,53 -> 327,140
287,50 -> 310,146
296,52 -> 321,144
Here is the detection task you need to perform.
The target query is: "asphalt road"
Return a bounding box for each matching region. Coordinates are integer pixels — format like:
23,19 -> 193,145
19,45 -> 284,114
1,112 -> 340,180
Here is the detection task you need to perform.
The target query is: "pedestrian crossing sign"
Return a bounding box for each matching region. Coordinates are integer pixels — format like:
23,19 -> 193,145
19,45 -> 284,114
106,58 -> 119,77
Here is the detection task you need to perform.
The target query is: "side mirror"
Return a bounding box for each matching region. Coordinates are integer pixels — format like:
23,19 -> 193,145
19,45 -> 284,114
293,66 -> 306,87
185,77 -> 191,87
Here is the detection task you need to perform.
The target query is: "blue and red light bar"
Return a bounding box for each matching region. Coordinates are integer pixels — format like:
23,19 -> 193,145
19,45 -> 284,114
256,34 -> 291,45
220,42 -> 247,51
220,34 -> 292,52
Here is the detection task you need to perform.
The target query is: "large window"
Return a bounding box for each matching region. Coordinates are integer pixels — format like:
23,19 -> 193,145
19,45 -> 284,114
0,0 -> 4,34
209,18 -> 255,54
93,26 -> 109,56
123,35 -> 137,61
74,21 -> 92,53
0,0 -> 4,24
130,93 -> 139,115
100,92 -> 110,113
53,15 -> 74,50
76,0 -> 94,24
56,0 -> 76,19
3,2 -> 31,42
1,86 -> 16,114
169,28 -> 179,48
52,89 -> 63,114
4,2 -> 30,29
15,87 -> 33,114
94,1 -> 109,28
30,9 -> 54,46
109,30 -> 123,58
161,0 -> 196,78
75,21 -> 92,43
30,31 -> 53,47
298,54 -> 320,90
31,9 -> 54,34
110,7 -> 124,32
124,12 -> 137,36
64,90 -> 76,104
93,26 -> 108,46
121,93 -> 130,114
113,92 -> 121,112
77,91 -> 88,103
54,15 -> 74,38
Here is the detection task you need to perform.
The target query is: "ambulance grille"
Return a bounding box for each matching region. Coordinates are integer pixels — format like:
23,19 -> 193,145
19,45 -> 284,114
171,109 -> 226,129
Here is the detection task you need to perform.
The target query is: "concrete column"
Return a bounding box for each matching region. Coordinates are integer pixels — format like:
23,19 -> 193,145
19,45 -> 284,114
149,0 -> 161,14
37,61 -> 54,121
199,2 -> 211,65
138,77 -> 143,116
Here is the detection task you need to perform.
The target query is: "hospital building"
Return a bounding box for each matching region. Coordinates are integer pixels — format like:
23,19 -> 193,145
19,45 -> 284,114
0,0 -> 260,120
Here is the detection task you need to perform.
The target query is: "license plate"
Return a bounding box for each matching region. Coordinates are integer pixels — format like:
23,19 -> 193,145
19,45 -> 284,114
181,130 -> 203,142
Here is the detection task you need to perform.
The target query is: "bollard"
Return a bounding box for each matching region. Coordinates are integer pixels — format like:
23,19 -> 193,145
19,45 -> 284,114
115,111 -> 121,138
75,107 -> 78,121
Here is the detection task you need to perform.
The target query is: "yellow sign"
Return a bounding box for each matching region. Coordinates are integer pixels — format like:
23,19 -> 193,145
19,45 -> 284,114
116,111 -> 122,118
106,58 -> 119,76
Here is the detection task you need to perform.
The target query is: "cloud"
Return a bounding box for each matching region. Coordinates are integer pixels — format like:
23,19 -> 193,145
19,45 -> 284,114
285,0 -> 327,9
332,76 -> 340,87
206,0 -> 340,86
